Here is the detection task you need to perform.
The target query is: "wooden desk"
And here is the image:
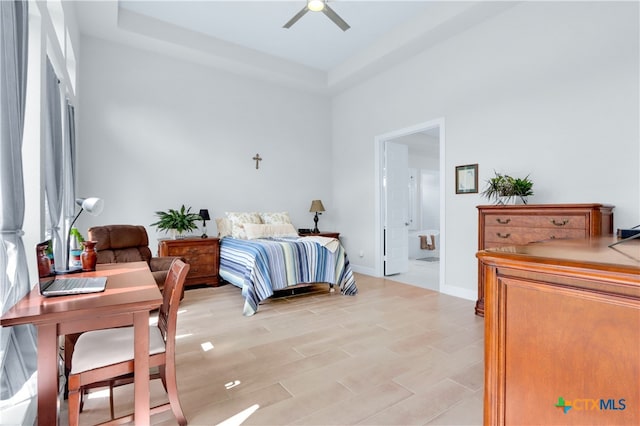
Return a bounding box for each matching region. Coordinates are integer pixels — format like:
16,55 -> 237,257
478,237 -> 639,425
0,262 -> 162,425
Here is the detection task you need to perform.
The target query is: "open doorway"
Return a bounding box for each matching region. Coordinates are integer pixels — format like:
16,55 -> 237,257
374,119 -> 445,292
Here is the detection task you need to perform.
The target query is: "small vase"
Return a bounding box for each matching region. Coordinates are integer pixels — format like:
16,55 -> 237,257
81,241 -> 98,272
37,245 -> 52,277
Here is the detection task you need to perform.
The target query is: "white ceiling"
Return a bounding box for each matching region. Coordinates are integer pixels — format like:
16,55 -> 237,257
73,1 -> 515,93
118,0 -> 433,71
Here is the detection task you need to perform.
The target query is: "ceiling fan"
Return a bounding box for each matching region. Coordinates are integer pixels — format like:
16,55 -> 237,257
283,0 -> 350,32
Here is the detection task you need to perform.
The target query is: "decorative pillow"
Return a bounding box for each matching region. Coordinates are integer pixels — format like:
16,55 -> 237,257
215,217 -> 232,238
244,223 -> 299,240
259,212 -> 292,225
225,212 -> 262,239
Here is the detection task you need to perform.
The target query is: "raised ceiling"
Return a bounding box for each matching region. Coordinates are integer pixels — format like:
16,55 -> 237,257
73,1 -> 515,93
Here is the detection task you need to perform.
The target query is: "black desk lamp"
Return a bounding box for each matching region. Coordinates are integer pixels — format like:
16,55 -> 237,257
199,209 -> 210,238
309,200 -> 325,233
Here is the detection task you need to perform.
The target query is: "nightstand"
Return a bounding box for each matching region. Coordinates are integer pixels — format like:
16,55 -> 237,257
301,232 -> 340,239
158,237 -> 220,287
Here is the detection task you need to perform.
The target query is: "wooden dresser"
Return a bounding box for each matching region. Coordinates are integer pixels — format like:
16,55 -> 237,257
158,237 -> 220,287
478,237 -> 639,425
476,203 -> 614,316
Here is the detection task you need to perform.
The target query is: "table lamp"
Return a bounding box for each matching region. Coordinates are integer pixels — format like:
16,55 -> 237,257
309,200 -> 325,233
60,197 -> 104,274
199,209 -> 210,238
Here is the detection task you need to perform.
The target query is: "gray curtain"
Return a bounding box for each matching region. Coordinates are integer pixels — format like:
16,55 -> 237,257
44,58 -> 64,269
63,101 -> 76,254
65,101 -> 76,212
0,0 -> 37,403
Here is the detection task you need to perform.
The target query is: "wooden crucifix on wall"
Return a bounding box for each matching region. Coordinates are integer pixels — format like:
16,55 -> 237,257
253,153 -> 262,169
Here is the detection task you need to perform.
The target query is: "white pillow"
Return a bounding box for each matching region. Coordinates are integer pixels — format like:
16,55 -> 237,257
259,212 -> 292,225
225,212 -> 262,239
244,223 -> 298,240
215,218 -> 232,238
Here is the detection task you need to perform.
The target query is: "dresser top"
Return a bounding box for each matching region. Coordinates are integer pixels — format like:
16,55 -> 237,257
477,203 -> 614,211
478,236 -> 639,274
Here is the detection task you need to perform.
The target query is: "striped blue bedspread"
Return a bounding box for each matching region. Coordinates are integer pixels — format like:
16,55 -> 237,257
219,237 -> 357,315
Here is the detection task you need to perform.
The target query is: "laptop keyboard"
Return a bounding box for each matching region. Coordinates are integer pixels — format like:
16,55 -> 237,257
49,279 -> 80,291
48,277 -> 106,291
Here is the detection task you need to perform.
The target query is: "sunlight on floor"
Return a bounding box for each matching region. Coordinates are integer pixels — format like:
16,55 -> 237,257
86,388 -> 110,400
216,403 -> 260,426
224,380 -> 241,390
201,341 -> 214,351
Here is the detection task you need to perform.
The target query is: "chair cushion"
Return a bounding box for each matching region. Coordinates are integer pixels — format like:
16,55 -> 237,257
71,326 -> 165,374
87,225 -> 179,287
89,225 -> 153,264
90,225 -> 149,250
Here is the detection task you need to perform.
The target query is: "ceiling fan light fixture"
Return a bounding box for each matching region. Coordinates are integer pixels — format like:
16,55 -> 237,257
308,0 -> 325,12
284,0 -> 349,31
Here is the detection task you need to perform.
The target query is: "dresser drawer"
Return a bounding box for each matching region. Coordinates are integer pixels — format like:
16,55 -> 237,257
165,244 -> 217,257
484,214 -> 587,230
484,226 -> 587,247
158,238 -> 220,287
188,259 -> 215,277
476,204 -> 615,317
185,252 -> 214,267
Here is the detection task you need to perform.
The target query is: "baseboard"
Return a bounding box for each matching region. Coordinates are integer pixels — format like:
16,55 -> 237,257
350,265 -> 477,302
440,284 -> 476,301
349,264 -> 376,277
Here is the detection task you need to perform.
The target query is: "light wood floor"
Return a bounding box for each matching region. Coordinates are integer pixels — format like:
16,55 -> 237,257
68,274 -> 484,425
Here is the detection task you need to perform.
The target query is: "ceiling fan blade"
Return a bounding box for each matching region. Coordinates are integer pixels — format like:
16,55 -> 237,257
283,6 -> 309,29
322,4 -> 350,31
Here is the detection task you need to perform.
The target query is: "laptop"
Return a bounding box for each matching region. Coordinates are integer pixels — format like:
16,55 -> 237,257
36,240 -> 107,297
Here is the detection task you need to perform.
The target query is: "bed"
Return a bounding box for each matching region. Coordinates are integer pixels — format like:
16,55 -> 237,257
219,235 -> 358,315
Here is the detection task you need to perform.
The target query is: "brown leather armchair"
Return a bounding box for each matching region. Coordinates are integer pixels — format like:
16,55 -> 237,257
88,224 -> 181,292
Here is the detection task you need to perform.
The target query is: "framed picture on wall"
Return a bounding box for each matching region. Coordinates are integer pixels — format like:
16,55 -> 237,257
456,164 -> 478,194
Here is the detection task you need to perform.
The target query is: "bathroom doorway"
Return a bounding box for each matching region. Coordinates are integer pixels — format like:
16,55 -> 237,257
375,119 -> 444,292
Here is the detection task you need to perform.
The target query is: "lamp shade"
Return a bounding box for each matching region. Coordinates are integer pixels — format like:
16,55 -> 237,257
199,209 -> 210,221
309,200 -> 325,213
77,197 -> 104,216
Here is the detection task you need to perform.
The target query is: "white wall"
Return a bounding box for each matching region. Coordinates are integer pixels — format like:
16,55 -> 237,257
76,2 -> 639,300
331,2 -> 639,297
77,36 -> 333,252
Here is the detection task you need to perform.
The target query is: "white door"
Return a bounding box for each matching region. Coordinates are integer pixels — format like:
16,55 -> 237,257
384,141 -> 409,275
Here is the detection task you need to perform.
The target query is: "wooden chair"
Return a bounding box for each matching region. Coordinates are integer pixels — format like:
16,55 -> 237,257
67,259 -> 190,425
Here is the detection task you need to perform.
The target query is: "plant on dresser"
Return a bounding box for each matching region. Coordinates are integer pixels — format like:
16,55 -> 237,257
481,172 -> 534,205
151,205 -> 201,239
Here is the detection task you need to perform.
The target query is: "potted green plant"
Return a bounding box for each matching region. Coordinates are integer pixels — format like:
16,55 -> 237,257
510,176 -> 534,203
69,227 -> 85,267
151,205 -> 201,239
481,172 -> 534,205
70,227 -> 85,246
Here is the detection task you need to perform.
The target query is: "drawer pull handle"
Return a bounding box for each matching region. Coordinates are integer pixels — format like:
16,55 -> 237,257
496,233 -> 511,239
495,218 -> 511,224
551,219 -> 569,227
